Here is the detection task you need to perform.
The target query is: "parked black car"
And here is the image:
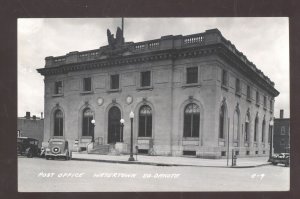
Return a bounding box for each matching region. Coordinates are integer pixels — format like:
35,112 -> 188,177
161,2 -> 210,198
17,137 -> 41,158
270,153 -> 290,167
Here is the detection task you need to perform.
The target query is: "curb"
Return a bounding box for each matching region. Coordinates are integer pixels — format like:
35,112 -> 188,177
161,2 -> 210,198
71,157 -> 272,168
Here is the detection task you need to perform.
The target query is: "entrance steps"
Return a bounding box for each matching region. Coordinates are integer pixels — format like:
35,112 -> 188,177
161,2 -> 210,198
88,144 -> 110,155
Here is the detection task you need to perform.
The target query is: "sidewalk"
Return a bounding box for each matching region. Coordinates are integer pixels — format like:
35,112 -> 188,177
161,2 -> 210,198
71,152 -> 271,168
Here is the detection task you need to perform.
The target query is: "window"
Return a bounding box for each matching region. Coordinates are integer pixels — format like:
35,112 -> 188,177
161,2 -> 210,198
254,116 -> 258,142
55,81 -> 63,94
54,110 -> 63,136
247,85 -> 251,100
138,105 -> 152,137
281,126 -> 285,135
83,77 -> 92,91
245,113 -> 250,142
183,103 -> 200,137
235,78 -> 241,94
262,119 -> 266,142
186,67 -> 198,84
82,108 -> 94,136
263,96 -> 267,108
270,100 -> 273,111
221,70 -> 228,86
233,110 -> 239,140
110,74 -> 119,89
256,91 -> 260,105
140,71 -> 151,87
219,104 -> 226,139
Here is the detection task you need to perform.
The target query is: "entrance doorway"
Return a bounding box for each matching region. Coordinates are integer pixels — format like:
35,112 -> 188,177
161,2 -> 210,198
108,106 -> 121,144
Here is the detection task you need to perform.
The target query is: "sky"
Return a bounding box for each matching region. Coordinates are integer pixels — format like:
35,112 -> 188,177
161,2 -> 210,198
17,18 -> 289,118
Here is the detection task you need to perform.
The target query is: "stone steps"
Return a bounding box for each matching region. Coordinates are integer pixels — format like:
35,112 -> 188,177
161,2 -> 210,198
88,144 -> 110,155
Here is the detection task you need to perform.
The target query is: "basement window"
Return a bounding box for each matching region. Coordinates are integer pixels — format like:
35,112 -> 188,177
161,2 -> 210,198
183,150 -> 196,156
221,151 -> 226,156
138,149 -> 149,154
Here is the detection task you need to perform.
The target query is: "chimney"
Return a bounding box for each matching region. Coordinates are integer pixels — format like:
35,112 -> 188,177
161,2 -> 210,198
33,115 -> 36,120
280,109 -> 284,119
41,112 -> 43,119
25,112 -> 30,119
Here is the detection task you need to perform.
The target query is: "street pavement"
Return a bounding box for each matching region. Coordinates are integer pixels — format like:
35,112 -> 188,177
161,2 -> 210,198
18,157 -> 289,192
72,152 -> 272,168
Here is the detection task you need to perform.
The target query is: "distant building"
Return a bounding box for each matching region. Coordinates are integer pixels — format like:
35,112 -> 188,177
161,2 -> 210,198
273,110 -> 290,154
37,28 -> 279,158
17,112 -> 44,147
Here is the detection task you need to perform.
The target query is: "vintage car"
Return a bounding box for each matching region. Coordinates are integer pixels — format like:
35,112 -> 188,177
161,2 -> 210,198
17,137 -> 40,158
270,153 -> 290,167
45,138 -> 72,160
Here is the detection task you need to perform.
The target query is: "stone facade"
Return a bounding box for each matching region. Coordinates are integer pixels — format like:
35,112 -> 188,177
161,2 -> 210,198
37,28 -> 279,158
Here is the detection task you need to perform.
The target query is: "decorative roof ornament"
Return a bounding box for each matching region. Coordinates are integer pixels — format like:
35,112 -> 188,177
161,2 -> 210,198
107,27 -> 124,49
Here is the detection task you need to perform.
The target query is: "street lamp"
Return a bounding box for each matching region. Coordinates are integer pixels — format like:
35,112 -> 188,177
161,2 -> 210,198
268,118 -> 274,162
91,119 -> 95,143
120,118 -> 125,142
128,111 -> 135,161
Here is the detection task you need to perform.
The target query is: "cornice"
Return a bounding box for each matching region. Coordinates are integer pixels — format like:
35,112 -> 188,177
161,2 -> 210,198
37,43 -> 279,97
37,45 -> 219,76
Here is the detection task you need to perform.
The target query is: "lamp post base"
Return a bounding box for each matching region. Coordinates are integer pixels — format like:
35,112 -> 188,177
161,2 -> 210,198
128,156 -> 135,161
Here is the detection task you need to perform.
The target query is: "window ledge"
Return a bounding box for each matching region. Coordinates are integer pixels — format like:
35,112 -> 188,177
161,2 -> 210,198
246,98 -> 252,103
182,83 -> 201,88
137,137 -> 153,140
256,103 -> 260,107
137,86 -> 153,91
107,88 -> 121,93
52,136 -> 64,139
183,137 -> 199,141
263,106 -> 267,110
81,136 -> 92,139
221,84 -> 229,91
80,91 -> 93,95
235,91 -> 241,97
52,94 -> 64,97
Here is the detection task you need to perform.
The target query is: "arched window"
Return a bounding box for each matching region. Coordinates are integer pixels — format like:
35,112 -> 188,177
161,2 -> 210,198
82,108 -> 94,136
233,110 -> 239,141
254,115 -> 258,142
138,105 -> 152,137
54,110 -> 63,136
183,103 -> 200,137
245,113 -> 250,142
219,104 -> 226,139
262,118 -> 266,142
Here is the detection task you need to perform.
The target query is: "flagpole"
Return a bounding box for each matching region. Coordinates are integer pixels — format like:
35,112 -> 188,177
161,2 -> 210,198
122,18 -> 124,35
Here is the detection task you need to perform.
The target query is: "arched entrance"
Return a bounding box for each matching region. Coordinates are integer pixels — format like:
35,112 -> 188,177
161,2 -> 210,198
108,106 -> 121,144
